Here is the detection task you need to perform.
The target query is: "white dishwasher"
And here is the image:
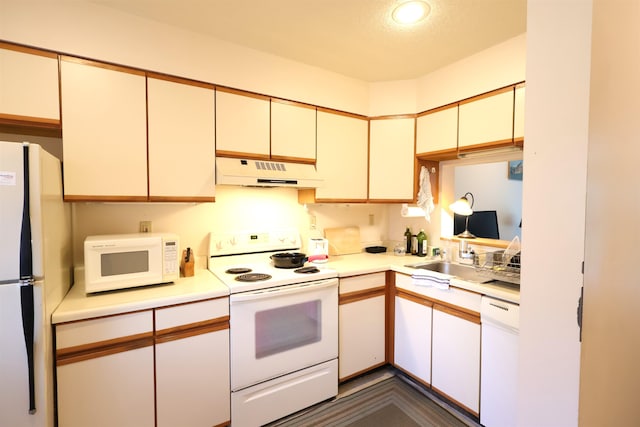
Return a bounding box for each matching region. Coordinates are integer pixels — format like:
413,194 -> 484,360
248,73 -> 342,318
480,296 -> 519,427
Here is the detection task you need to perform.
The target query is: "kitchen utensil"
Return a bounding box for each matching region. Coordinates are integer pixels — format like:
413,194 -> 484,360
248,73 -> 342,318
270,252 -> 308,268
324,227 -> 361,255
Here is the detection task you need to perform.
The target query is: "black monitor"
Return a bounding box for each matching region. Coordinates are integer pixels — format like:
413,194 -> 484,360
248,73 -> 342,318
454,210 -> 500,239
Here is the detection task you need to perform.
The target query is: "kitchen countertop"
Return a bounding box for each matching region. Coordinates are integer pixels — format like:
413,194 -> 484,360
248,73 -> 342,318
52,252 -> 520,324
52,268 -> 229,324
322,252 -> 520,304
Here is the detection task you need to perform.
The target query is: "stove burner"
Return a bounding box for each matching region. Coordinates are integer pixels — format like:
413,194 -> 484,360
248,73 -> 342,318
294,266 -> 320,274
226,267 -> 252,274
235,273 -> 272,282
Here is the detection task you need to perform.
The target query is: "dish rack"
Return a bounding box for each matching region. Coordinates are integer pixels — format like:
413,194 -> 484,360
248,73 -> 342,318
474,250 -> 521,285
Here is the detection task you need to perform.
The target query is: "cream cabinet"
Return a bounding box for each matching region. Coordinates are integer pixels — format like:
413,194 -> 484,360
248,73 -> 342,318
312,110 -> 368,201
147,76 -> 215,201
394,290 -> 432,385
416,105 -> 458,157
431,304 -> 481,416
271,99 -> 316,163
155,298 -> 230,427
215,88 -> 270,158
56,311 -> 155,427
458,88 -> 515,149
0,43 -> 60,125
338,272 -> 386,381
514,85 -> 526,142
369,117 -> 415,201
60,58 -> 148,201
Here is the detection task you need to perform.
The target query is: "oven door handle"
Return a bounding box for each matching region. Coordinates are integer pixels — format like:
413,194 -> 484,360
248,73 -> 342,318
230,278 -> 337,303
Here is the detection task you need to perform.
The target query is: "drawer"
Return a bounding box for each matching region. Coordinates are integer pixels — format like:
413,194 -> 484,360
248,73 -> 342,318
339,272 -> 386,294
56,310 -> 153,350
395,273 -> 481,313
155,297 -> 229,331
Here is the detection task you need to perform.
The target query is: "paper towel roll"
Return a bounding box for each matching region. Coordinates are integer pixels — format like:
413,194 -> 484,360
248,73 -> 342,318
401,204 -> 426,217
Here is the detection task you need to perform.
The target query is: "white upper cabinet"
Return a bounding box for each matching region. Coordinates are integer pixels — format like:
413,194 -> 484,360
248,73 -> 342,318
0,43 -> 60,124
314,110 -> 368,201
416,105 -> 458,156
61,58 -> 148,200
514,85 -> 525,141
147,77 -> 215,201
458,88 -> 514,149
369,117 -> 415,201
271,100 -> 316,163
215,88 -> 270,158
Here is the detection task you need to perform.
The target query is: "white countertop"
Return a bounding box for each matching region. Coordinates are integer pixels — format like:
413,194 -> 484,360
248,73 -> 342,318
52,252 -> 519,324
52,268 -> 229,324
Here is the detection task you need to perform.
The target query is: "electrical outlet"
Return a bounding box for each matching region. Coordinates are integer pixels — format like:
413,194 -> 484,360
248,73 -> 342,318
369,214 -> 375,226
139,221 -> 152,233
309,214 -> 317,230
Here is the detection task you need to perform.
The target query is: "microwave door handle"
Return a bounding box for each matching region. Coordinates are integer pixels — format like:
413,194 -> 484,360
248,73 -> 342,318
231,279 -> 337,303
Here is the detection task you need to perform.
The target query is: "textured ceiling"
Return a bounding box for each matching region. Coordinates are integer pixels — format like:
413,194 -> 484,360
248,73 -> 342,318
89,0 -> 527,82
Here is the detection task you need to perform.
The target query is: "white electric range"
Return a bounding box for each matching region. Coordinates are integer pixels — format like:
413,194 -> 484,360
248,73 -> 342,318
207,229 -> 339,427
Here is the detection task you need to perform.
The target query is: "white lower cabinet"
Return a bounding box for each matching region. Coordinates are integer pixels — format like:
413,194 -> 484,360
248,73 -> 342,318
338,273 -> 387,380
393,293 -> 432,384
431,305 -> 481,416
55,298 -> 230,427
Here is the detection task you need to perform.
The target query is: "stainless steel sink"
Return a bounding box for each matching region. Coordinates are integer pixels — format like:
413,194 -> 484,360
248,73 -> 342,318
405,261 -> 492,283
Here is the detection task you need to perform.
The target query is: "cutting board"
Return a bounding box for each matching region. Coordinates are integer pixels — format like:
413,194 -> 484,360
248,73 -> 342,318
324,226 -> 361,255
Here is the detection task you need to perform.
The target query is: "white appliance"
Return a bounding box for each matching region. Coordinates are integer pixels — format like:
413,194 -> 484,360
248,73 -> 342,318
308,237 -> 329,263
208,229 -> 338,427
216,157 -> 324,188
0,141 -> 72,427
480,296 -> 520,427
83,233 -> 180,294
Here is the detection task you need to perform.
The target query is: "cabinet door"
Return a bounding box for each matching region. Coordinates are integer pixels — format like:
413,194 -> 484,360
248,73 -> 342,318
0,44 -> 60,123
215,89 -> 270,158
271,100 -> 316,162
316,111 -> 368,201
416,105 -> 458,155
394,295 -> 432,385
56,311 -> 154,427
60,58 -> 147,200
155,298 -> 230,427
369,117 -> 415,201
514,85 -> 525,142
431,306 -> 480,415
147,77 -> 215,201
458,89 -> 514,149
339,296 -> 386,379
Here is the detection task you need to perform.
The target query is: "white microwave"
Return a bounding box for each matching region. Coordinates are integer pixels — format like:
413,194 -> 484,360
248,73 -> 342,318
84,233 -> 180,294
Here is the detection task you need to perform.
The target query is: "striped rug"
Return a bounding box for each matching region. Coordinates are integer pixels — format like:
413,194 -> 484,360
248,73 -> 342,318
268,374 -> 473,427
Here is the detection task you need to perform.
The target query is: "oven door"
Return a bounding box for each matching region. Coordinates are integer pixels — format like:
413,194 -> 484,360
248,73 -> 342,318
230,278 -> 338,391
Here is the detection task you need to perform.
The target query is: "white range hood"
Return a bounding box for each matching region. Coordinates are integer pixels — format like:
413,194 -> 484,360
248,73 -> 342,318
216,157 -> 323,188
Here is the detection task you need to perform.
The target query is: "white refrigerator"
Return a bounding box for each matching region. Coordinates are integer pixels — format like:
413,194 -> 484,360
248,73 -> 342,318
0,141 -> 72,427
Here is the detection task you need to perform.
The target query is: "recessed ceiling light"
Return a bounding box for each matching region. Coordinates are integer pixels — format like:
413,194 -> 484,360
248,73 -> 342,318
392,1 -> 431,25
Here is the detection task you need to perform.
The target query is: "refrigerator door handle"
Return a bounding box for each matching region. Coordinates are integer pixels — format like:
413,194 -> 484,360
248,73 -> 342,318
20,283 -> 36,414
19,143 -> 36,414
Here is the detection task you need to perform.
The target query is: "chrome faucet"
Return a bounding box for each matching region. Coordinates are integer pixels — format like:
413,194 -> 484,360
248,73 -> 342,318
458,240 -> 474,262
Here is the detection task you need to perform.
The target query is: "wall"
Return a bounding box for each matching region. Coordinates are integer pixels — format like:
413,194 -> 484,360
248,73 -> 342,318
518,0 -> 593,425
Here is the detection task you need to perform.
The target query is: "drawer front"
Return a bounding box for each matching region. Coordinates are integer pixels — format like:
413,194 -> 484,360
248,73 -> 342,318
340,272 -> 386,294
155,298 -> 229,331
56,311 -> 153,350
395,273 -> 481,313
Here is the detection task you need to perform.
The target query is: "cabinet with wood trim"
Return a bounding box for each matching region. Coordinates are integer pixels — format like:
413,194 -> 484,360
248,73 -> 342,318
60,57 -> 148,201
299,110 -> 368,203
55,298 -> 231,427
369,116 -> 415,201
147,76 -> 216,202
416,104 -> 458,159
393,273 -> 481,416
0,42 -> 60,130
155,298 -> 230,427
338,272 -> 387,381
458,87 -> 515,151
271,99 -> 316,163
55,311 -> 155,427
215,88 -> 270,159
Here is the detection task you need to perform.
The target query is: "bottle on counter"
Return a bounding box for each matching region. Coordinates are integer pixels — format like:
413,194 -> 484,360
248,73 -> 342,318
417,229 -> 427,257
404,227 -> 412,255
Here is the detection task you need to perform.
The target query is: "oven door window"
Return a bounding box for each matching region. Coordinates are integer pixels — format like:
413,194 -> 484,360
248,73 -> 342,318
255,300 -> 321,358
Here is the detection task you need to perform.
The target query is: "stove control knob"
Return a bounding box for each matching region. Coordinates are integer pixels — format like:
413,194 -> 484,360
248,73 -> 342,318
215,241 -> 223,250
229,237 -> 237,246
